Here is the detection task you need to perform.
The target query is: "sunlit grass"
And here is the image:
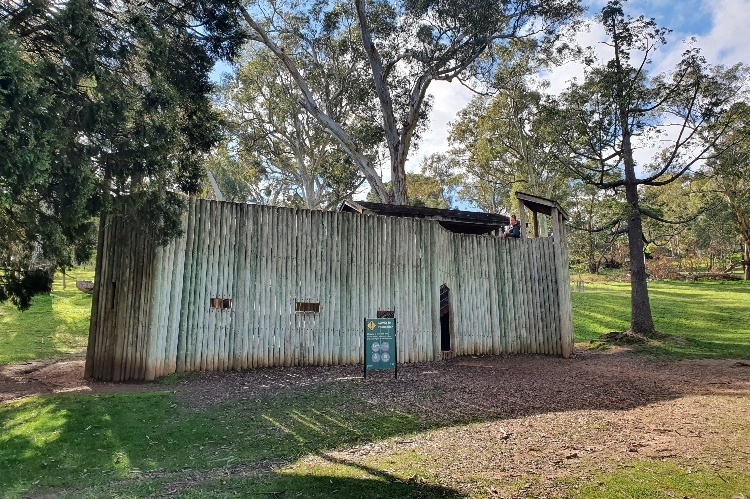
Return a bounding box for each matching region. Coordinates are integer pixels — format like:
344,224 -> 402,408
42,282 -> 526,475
577,460 -> 750,498
0,268 -> 94,365
0,385 -> 431,497
572,279 -> 750,359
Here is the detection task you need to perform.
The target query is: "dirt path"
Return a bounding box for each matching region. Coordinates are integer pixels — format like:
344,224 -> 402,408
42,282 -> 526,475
2,348 -> 749,497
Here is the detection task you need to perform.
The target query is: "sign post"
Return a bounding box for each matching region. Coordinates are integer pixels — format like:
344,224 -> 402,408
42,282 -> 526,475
363,318 -> 397,379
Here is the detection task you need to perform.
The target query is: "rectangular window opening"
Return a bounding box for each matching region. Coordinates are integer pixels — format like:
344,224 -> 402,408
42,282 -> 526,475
210,297 -> 232,309
295,301 -> 320,313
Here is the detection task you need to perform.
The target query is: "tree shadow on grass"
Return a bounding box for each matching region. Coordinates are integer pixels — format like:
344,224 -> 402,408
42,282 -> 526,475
2,349 -> 749,497
152,453 -> 464,498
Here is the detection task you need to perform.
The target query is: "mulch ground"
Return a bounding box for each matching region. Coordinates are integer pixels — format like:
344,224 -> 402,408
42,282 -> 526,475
2,347 -> 749,497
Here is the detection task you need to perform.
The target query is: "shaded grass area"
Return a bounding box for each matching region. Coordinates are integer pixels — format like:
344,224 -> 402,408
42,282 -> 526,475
571,280 -> 750,359
0,386 -> 455,498
0,269 -> 94,365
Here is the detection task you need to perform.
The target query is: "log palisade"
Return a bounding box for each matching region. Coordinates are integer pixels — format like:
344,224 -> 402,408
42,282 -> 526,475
85,195 -> 573,381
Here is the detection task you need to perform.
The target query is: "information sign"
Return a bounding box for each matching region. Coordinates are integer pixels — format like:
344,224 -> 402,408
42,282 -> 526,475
364,318 -> 397,378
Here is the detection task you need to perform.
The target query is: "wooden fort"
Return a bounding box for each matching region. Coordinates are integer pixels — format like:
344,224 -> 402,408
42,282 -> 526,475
85,193 -> 573,381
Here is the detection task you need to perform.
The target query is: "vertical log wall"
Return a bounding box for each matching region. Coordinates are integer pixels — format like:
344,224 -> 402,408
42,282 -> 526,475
85,198 -> 573,381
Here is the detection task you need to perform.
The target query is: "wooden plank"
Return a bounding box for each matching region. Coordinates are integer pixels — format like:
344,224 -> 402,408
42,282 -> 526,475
531,239 -> 543,353
224,201 -> 236,370
145,239 -> 165,380
278,208 -> 289,367
119,218 -> 138,381
546,238 -> 559,354
335,211 -> 344,365
205,202 -> 219,371
505,239 -> 519,354
156,233 -> 175,377
533,239 -> 546,354
214,202 -> 227,371
176,198 -> 195,372
195,200 -> 211,372
227,201 -> 240,370
523,239 -> 537,354
248,204 -> 262,368
271,205 -> 281,366
259,205 -> 272,367
237,202 -> 250,369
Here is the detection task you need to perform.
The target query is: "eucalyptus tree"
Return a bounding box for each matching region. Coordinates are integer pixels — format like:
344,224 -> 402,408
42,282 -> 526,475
448,89 -> 574,215
566,182 -> 628,273
700,102 -> 750,279
0,0 -> 245,308
447,37 -> 575,217
366,171 -> 452,208
216,29 -> 370,209
547,0 -> 746,335
238,0 -> 582,204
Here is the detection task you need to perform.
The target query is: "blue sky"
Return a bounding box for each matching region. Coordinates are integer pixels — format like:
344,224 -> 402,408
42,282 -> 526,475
214,1 -> 750,185
415,0 -> 750,172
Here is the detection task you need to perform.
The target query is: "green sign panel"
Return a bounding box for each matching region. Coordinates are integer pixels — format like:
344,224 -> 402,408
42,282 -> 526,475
364,318 -> 397,374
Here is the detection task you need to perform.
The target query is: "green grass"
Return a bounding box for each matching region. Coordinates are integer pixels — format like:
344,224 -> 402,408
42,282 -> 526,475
0,268 -> 94,365
1,274 -> 749,497
0,385 -> 446,498
572,279 -> 750,359
577,460 -> 750,498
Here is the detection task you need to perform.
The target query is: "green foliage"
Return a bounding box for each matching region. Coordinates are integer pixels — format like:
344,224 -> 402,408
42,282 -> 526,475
0,269 -> 94,365
447,39 -> 575,214
366,172 -> 452,208
0,0 -> 247,307
567,183 -> 628,273
546,0 -> 747,335
214,33 -> 369,209
241,0 -> 582,204
699,101 -> 750,279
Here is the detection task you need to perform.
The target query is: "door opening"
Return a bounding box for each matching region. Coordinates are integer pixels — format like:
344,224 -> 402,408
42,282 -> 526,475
440,284 -> 450,351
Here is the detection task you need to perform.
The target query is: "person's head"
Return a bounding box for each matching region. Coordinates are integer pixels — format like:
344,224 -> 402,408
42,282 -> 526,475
510,214 -> 517,225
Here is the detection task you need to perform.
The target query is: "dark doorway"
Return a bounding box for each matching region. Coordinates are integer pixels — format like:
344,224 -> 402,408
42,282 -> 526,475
440,284 -> 450,351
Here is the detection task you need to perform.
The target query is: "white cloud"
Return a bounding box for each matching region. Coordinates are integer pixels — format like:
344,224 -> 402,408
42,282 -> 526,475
406,80 -> 475,172
413,0 -> 750,174
695,0 -> 750,66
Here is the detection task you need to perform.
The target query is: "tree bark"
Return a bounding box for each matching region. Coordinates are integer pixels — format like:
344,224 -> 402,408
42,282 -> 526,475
609,11 -> 655,337
733,205 -> 750,280
239,8 -> 391,203
354,0 -> 406,204
622,131 -> 655,335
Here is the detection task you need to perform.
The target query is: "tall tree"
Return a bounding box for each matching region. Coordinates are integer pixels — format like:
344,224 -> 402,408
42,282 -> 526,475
238,0 -> 581,204
449,87 -> 573,214
547,0 -> 745,335
216,33 -> 370,209
700,102 -> 750,279
366,171 -> 452,208
566,182 -> 627,273
0,0 -> 246,308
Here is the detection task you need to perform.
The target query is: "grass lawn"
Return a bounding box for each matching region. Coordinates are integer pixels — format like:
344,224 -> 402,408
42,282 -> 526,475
1,274 -> 749,498
0,268 -> 94,365
571,279 -> 750,359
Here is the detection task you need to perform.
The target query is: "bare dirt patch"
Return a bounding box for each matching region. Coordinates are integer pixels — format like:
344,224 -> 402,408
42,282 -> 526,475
2,348 -> 749,497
